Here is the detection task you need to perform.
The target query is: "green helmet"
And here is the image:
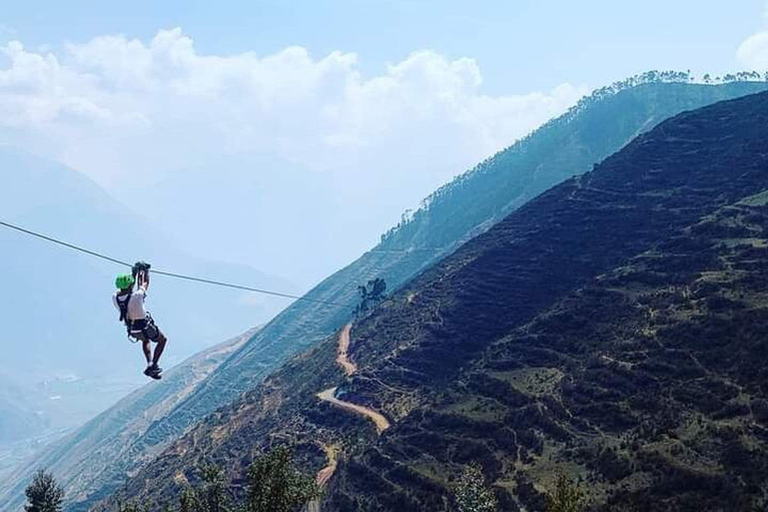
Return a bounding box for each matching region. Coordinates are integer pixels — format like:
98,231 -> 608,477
115,274 -> 135,290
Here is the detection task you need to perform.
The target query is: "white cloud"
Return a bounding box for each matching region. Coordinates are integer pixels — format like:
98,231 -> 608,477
738,31 -> 768,70
736,2 -> 768,70
0,28 -> 584,183
0,28 -> 587,283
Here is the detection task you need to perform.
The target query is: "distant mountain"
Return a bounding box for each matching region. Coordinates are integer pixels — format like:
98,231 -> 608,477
0,374 -> 46,446
4,78 -> 766,511
0,148 -> 295,446
106,89 -> 768,510
0,328 -> 254,512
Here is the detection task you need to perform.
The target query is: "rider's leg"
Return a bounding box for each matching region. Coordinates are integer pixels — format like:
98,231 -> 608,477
139,335 -> 160,379
141,338 -> 152,365
152,332 -> 167,365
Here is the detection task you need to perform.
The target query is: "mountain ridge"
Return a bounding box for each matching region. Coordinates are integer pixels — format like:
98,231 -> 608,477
6,78 -> 768,512
103,89 -> 768,510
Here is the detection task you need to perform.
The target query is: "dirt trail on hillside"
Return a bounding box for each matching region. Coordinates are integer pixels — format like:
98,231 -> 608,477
317,324 -> 391,433
336,324 -> 356,375
315,444 -> 339,486
307,444 -> 338,512
317,387 -> 391,434
310,324 -> 392,510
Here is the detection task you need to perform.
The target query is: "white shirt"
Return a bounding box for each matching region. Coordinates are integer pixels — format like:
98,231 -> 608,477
112,288 -> 148,321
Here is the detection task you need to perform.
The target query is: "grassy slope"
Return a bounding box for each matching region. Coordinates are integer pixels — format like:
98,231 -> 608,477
105,91 -> 768,510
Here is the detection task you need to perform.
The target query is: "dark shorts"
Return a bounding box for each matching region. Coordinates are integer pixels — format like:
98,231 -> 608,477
129,315 -> 166,343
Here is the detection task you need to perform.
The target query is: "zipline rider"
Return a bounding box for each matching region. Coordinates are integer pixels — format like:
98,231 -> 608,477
113,261 -> 168,380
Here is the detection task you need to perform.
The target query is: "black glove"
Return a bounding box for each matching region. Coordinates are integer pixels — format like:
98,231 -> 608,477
132,261 -> 152,277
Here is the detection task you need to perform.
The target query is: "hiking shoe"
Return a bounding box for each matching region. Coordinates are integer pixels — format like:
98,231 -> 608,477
144,365 -> 163,379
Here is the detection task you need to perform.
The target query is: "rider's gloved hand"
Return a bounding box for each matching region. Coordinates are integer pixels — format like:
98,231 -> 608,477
132,261 -> 152,277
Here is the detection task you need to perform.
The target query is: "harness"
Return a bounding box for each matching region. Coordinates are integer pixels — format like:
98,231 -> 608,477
117,266 -> 161,344
115,290 -> 133,334
115,290 -> 147,341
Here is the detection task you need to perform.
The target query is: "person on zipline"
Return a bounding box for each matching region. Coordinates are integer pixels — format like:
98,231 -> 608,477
113,262 -> 167,380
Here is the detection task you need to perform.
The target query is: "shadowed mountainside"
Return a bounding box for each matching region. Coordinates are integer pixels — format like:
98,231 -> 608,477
103,90 -> 768,510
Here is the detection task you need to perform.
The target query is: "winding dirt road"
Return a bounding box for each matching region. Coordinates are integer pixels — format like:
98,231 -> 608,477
317,323 -> 390,433
307,444 -> 338,512
315,444 -> 339,486
310,324 -> 392,511
336,323 -> 357,375
317,387 -> 391,434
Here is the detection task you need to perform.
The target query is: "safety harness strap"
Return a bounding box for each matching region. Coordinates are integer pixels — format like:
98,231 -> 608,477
116,291 -> 133,335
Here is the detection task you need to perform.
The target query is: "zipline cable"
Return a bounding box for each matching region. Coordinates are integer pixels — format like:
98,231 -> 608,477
0,220 -> 133,267
0,220 -> 350,308
149,269 -> 334,304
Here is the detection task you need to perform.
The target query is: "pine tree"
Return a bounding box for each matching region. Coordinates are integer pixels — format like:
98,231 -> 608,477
354,278 -> 387,317
24,469 -> 64,512
454,463 -> 497,512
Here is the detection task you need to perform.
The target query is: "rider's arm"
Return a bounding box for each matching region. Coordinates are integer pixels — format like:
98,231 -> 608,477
139,270 -> 150,292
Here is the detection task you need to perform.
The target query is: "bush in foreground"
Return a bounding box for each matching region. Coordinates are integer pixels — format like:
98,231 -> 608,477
118,446 -> 319,512
24,469 -> 64,512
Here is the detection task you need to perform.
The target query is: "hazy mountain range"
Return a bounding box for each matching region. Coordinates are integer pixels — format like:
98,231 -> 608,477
0,148 -> 297,456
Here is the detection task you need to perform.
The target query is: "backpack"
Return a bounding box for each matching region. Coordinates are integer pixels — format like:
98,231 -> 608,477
115,291 -> 133,335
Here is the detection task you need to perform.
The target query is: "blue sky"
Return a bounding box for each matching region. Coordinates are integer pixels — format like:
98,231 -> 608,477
2,1 -> 768,285
3,0 -> 765,94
